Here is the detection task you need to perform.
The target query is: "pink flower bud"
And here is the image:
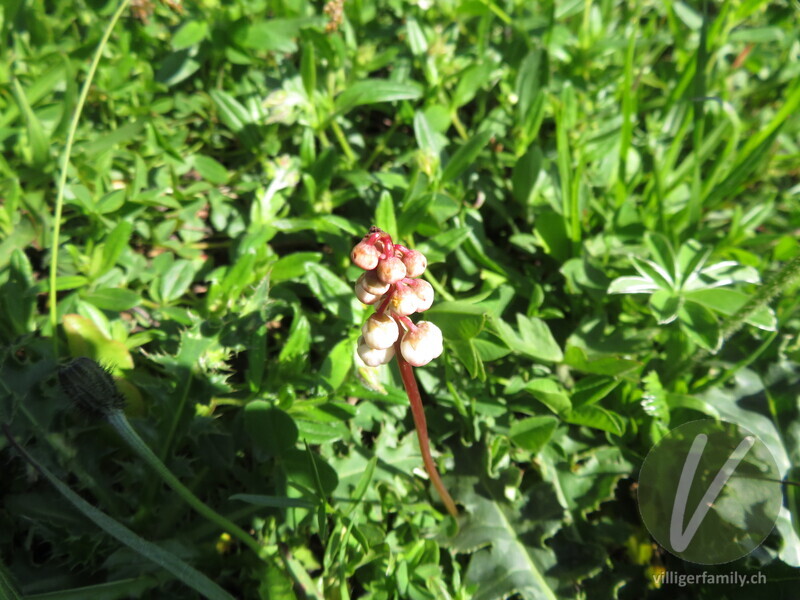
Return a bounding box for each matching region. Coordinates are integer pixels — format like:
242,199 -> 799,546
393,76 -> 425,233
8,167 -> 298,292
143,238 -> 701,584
402,250 -> 427,278
351,241 -> 380,270
390,284 -> 419,316
355,281 -> 381,305
357,271 -> 390,296
357,336 -> 395,366
377,256 -> 407,284
407,279 -> 434,312
362,313 -> 399,350
399,321 -> 443,367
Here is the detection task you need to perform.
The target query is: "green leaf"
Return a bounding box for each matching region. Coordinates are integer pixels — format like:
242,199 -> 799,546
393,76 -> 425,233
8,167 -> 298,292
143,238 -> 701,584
100,221 -> 133,275
565,405 -> 625,436
447,476 -> 562,600
375,190 -> 397,241
405,18 -> 427,56
509,416 -> 558,453
230,493 -> 314,509
159,260 -> 196,304
649,289 -> 682,324
518,378 -> 571,417
63,314 -> 134,371
426,301 -> 487,340
11,78 -> 49,168
451,63 -> 491,109
441,130 -> 492,182
192,154 -> 229,184
6,436 -> 234,600
172,20 -> 208,49
334,79 -> 423,114
209,89 -> 259,148
684,288 -> 776,331
244,401 -> 298,457
415,227 -> 471,263
278,308 -> 311,364
84,288 -> 141,311
679,301 -> 721,352
562,346 -> 640,377
270,252 -> 323,282
492,314 -> 563,363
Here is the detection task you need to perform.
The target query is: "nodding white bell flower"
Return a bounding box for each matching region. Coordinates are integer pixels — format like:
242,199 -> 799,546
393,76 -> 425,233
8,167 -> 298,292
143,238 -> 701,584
402,250 -> 427,278
357,270 -> 390,296
362,313 -> 399,350
376,256 -> 407,284
390,283 -> 419,316
407,279 -> 434,312
355,281 -> 381,305
351,241 -> 380,270
357,336 -> 395,366
399,321 -> 443,367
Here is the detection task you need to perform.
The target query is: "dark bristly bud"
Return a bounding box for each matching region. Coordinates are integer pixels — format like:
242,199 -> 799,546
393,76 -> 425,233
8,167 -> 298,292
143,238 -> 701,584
58,357 -> 125,418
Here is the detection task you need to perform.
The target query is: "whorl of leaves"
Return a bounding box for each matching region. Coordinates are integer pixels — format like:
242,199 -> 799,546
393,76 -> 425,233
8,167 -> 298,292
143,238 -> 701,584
58,357 -> 125,418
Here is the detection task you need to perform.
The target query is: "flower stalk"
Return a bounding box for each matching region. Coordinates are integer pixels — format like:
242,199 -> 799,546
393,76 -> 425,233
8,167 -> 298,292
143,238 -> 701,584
351,227 -> 457,518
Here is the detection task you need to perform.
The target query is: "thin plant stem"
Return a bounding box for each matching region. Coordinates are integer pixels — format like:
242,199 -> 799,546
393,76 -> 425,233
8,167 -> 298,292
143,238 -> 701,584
48,0 -> 132,354
106,411 -> 265,559
393,341 -> 458,518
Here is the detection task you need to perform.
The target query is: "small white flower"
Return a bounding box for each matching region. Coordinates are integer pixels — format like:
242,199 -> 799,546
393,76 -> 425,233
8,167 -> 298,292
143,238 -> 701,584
357,336 -> 395,366
402,250 -> 427,278
408,279 -> 434,312
377,256 -> 407,284
355,281 -> 381,305
362,313 -> 399,349
357,271 -> 390,296
351,241 -> 380,270
400,321 -> 443,367
390,284 -> 419,316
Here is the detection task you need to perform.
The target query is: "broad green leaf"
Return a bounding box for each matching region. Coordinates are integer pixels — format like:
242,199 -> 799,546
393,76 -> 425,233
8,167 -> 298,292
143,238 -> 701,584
679,301 -> 721,352
562,346 -> 640,377
415,227 -> 471,263
63,314 -> 134,371
334,79 -> 423,114
649,289 -> 682,324
565,405 -> 625,436
492,314 -> 563,363
451,63 -> 491,109
193,154 -> 228,184
172,20 -> 208,49
244,401 -> 298,457
375,190 -> 397,241
270,252 -> 323,282
441,130 -> 492,182
509,416 -> 558,453
84,288 -> 141,311
447,476 -> 562,600
320,338 -> 354,392
684,288 -> 776,331
278,308 -> 310,364
159,260 -> 196,304
405,18 -> 427,55
101,221 -> 133,275
426,301 -> 487,340
644,232 -> 677,282
519,379 -> 571,417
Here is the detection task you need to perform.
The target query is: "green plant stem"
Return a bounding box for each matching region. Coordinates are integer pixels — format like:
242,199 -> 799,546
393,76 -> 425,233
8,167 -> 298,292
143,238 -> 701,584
48,0 -> 131,355
106,411 -> 265,559
393,342 -> 459,518
330,118 -> 356,163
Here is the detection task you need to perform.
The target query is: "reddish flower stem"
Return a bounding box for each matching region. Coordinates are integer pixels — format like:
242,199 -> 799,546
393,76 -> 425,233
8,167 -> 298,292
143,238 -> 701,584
393,340 -> 458,518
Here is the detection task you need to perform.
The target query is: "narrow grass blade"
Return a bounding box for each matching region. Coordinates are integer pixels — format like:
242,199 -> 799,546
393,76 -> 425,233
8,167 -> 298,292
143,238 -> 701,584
3,426 -> 235,600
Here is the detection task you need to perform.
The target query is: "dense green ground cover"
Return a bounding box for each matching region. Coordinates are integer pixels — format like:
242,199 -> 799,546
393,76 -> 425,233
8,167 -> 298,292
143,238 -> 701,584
2,0 -> 800,598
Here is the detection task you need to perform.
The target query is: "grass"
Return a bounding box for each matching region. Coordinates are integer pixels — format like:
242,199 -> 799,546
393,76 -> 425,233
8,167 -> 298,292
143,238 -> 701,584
1,0 -> 800,598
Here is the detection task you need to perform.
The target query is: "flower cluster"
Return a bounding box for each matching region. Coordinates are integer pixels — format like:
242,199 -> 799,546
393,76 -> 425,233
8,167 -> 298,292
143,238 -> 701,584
352,227 -> 443,367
